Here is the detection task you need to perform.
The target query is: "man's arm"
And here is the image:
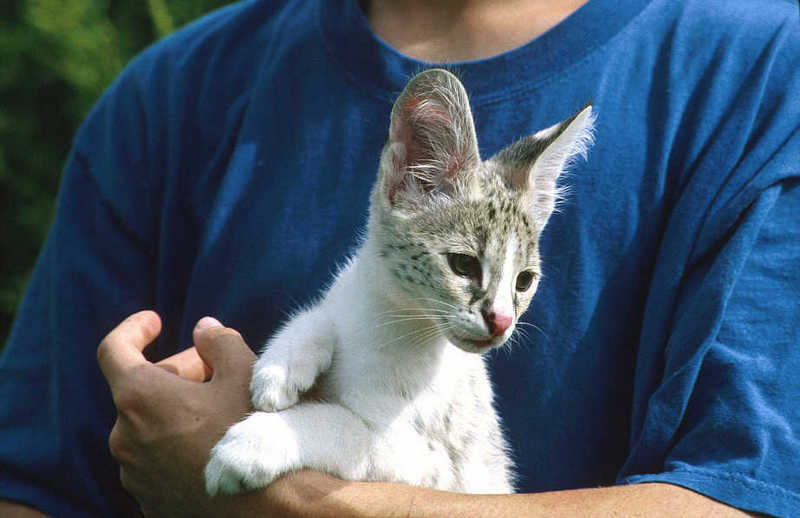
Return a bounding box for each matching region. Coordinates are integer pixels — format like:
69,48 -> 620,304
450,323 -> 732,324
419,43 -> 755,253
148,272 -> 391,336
0,501 -> 50,518
268,473 -> 758,518
98,312 -> 757,518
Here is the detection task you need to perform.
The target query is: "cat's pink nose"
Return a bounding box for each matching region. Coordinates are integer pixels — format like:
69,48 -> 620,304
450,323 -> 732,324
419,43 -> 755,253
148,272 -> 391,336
482,310 -> 513,337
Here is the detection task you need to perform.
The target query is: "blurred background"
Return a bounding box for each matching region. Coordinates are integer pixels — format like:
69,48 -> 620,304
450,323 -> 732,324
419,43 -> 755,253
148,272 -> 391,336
0,0 -> 235,345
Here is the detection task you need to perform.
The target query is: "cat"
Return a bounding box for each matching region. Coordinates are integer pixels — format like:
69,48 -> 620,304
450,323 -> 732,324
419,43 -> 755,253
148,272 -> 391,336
204,68 -> 595,496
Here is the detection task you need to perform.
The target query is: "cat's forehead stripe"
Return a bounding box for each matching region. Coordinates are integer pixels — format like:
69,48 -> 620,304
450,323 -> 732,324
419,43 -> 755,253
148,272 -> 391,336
494,234 -> 519,314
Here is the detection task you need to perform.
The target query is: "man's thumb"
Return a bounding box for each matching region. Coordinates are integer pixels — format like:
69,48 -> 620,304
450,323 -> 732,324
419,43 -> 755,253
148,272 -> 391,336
195,316 -> 223,333
192,317 -> 256,381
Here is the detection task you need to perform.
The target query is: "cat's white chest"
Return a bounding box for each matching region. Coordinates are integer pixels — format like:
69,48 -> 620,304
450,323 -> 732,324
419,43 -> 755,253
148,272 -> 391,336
328,333 -> 503,491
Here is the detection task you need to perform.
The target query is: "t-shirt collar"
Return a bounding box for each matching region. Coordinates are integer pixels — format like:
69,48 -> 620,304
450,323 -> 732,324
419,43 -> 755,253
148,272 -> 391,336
318,0 -> 653,105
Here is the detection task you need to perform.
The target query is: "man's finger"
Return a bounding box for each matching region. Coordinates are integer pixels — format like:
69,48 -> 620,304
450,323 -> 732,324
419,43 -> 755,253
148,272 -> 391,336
192,317 -> 256,382
155,346 -> 211,382
97,311 -> 162,383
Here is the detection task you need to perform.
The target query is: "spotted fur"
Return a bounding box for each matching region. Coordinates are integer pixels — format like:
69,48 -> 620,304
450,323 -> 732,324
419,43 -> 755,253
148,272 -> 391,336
205,69 -> 595,496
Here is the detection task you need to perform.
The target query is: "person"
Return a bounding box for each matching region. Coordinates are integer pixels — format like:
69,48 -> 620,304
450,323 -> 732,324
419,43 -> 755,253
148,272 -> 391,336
1,0 -> 798,516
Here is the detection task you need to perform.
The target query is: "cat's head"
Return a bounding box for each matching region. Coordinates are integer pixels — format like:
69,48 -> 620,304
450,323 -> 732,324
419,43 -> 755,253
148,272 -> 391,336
370,69 -> 594,354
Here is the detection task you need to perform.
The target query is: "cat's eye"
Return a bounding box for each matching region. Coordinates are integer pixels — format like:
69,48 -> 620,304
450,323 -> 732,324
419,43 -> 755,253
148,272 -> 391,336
447,253 -> 481,281
515,271 -> 536,292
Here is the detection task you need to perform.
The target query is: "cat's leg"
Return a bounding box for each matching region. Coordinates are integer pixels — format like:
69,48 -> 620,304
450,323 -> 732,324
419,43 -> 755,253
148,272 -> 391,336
250,306 -> 335,411
459,452 -> 515,494
204,402 -> 372,496
456,418 -> 515,494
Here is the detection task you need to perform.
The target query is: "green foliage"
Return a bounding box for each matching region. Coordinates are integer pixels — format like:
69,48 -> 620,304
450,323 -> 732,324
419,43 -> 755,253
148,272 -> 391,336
0,0 -> 235,345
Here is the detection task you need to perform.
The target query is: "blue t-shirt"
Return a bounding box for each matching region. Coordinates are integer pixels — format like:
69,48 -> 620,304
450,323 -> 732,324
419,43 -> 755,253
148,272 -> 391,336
1,0 -> 798,516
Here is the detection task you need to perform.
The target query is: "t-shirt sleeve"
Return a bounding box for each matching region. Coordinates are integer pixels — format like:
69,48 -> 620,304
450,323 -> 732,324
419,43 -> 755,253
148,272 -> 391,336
615,9 -> 800,514
0,64 -> 158,517
618,148 -> 800,515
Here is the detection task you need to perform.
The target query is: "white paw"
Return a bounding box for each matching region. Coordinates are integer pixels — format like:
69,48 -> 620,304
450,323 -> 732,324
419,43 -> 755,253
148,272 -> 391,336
250,364 -> 302,412
204,413 -> 298,496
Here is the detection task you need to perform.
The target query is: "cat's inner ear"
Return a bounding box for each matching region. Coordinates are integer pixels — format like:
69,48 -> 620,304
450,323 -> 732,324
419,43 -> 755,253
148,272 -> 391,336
492,104 -> 595,226
379,69 -> 480,210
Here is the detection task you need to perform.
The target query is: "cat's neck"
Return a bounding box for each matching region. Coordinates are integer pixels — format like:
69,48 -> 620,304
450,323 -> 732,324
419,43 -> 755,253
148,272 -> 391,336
337,237 -> 448,356
320,238 -> 456,399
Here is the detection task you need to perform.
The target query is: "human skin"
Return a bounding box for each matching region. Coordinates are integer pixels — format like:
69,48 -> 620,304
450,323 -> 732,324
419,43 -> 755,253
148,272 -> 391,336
0,311 -> 756,517
363,0 -> 590,62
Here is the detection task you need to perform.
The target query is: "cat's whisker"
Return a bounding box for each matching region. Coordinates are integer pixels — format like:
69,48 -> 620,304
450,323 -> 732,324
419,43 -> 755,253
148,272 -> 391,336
407,320 -> 457,346
374,322 -> 445,350
373,316 -> 444,329
385,313 -> 453,323
512,323 -> 529,338
515,320 -> 546,338
370,310 -> 452,328
383,330 -> 440,351
497,337 -> 518,359
403,326 -> 449,351
514,330 -> 531,346
506,330 -> 528,354
374,310 -> 451,319
343,308 -> 449,336
367,307 -> 451,321
415,297 -> 461,311
382,313 -> 441,321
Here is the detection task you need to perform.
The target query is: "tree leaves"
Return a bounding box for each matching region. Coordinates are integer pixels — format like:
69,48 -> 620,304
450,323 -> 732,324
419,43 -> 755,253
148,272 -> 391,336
0,0 -> 234,344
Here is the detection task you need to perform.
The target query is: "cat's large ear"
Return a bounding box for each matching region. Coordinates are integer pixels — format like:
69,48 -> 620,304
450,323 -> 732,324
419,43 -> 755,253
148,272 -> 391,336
378,69 -> 480,212
492,104 -> 595,227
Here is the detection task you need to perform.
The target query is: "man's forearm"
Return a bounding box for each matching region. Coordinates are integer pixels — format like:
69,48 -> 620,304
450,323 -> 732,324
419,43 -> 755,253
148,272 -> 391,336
253,472 -> 756,518
0,501 -> 51,518
0,476 -> 755,517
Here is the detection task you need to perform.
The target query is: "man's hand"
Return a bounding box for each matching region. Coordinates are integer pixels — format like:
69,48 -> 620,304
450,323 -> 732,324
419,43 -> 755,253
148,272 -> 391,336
97,311 -> 256,517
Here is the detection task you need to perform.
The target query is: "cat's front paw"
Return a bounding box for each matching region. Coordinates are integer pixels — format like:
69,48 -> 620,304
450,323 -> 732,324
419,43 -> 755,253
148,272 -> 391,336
205,412 -> 298,496
250,363 -> 302,412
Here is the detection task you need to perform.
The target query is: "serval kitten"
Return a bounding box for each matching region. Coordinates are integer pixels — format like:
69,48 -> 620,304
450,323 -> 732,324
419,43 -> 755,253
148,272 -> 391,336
205,68 -> 595,495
